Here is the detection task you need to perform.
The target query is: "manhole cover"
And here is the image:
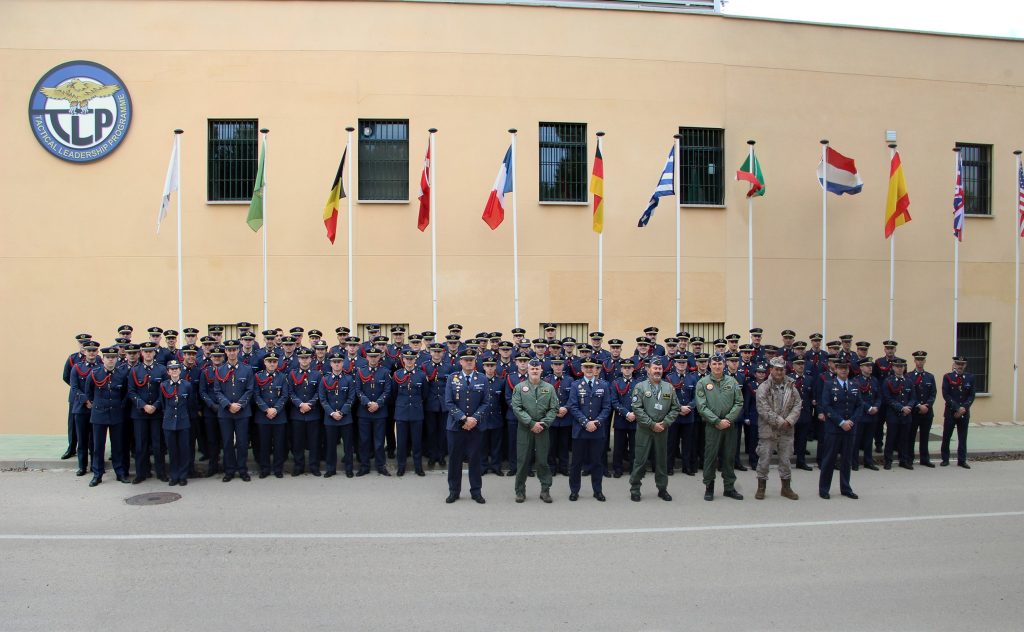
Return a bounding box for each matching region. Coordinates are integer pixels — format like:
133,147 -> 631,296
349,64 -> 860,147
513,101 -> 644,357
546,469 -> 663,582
125,492 -> 181,506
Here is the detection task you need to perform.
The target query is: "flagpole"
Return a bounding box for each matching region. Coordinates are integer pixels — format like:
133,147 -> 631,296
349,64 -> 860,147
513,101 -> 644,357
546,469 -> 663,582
429,128 -> 438,333
820,139 -> 829,340
596,131 -> 605,332
888,143 -> 897,340
260,128 -> 269,328
674,133 -> 682,329
1013,149 -> 1021,423
510,128 -> 520,328
345,126 -> 354,331
747,139 -> 755,330
174,128 -> 184,332
953,147 -> 961,354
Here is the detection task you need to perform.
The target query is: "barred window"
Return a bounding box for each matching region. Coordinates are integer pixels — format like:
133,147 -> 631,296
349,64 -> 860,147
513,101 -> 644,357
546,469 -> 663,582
955,143 -> 992,215
358,119 -> 409,201
207,119 -> 258,202
539,122 -> 588,203
208,323 -> 239,340
956,322 -> 990,394
678,127 -> 724,205
680,322 -> 725,342
539,323 -> 590,342
357,323 -> 410,343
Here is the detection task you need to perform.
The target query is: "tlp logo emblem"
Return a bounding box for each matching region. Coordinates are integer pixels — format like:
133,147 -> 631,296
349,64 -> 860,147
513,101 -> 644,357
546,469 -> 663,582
28,60 -> 132,163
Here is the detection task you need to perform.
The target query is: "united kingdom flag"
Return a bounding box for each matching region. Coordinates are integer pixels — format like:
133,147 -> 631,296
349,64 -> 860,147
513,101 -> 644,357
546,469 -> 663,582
1017,160 -> 1024,238
953,152 -> 965,242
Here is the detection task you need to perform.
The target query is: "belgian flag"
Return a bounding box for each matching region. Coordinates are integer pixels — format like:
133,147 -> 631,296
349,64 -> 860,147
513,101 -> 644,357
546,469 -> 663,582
322,146 -> 347,243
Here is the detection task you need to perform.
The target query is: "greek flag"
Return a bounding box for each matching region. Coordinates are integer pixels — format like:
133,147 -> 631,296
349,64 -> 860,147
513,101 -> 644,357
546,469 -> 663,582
637,146 -> 675,227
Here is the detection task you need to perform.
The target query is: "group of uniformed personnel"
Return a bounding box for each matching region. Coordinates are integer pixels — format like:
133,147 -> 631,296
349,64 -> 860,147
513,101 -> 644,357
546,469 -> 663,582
62,323 -> 977,503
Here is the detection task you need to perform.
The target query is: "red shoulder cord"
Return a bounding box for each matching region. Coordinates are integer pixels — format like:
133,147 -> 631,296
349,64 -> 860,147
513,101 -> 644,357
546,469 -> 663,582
91,370 -> 111,388
74,363 -> 93,378
323,374 -> 339,391
131,367 -> 149,388
291,370 -> 308,386
393,371 -> 412,386
421,364 -> 439,382
255,373 -> 274,387
215,366 -> 234,383
160,383 -> 178,399
358,369 -> 374,383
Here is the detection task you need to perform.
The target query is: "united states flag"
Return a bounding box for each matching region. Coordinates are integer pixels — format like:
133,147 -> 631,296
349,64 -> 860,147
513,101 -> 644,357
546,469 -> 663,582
953,152 -> 965,242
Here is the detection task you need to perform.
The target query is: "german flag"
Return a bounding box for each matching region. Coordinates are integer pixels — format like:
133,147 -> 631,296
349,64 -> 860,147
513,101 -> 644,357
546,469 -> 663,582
322,146 -> 347,244
590,139 -> 604,233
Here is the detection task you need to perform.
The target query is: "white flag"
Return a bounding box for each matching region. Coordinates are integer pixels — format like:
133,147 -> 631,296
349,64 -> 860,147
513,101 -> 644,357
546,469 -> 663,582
158,138 -> 179,233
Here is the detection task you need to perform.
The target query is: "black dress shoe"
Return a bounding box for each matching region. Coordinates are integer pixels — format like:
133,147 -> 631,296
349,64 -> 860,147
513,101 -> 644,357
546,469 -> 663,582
940,460 -> 949,466
446,493 -> 459,504
842,491 -> 859,499
76,468 -> 87,476
734,463 -> 748,472
324,471 -> 335,478
900,463 -> 914,470
259,472 -> 269,479
528,470 -> 536,477
630,492 -> 641,502
884,463 -> 892,470
88,476 -> 101,487
222,473 -> 234,482
415,469 -> 425,477
852,465 -> 859,471
594,492 -> 606,502
179,479 -> 188,487
667,469 -> 674,476
865,464 -> 879,471
438,458 -> 447,467
378,468 -> 391,477
292,469 -> 303,477
158,475 -> 169,483
310,470 -> 322,477
169,479 -> 179,486
921,461 -> 935,468
684,469 -> 695,476
704,485 -> 714,501
494,470 -> 505,477
345,471 -> 354,478
116,474 -> 131,484
723,489 -> 744,500
205,467 -> 219,478
796,463 -> 813,471
61,449 -> 75,460
658,489 -> 672,501
506,469 -> 517,477
240,473 -> 251,482
613,471 -> 622,478
819,492 -> 831,499
396,469 -> 405,477
958,462 -> 971,469
356,468 -> 370,477
515,493 -> 526,503
472,495 -> 486,504
132,476 -> 145,484
569,492 -> 579,501
275,472 -> 284,479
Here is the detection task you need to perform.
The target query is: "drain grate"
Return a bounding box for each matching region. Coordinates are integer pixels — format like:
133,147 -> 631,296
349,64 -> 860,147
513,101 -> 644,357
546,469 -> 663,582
125,492 -> 181,506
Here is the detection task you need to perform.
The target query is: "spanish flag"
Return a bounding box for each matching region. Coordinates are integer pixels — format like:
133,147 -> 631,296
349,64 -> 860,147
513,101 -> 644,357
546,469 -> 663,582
590,139 -> 604,233
884,150 -> 911,239
322,146 -> 347,244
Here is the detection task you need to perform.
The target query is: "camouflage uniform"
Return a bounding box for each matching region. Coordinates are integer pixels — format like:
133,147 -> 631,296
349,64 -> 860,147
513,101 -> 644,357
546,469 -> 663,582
754,374 -> 801,484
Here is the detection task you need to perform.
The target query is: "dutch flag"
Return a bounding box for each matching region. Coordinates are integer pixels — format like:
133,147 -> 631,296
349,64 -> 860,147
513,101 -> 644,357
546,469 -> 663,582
817,146 -> 863,195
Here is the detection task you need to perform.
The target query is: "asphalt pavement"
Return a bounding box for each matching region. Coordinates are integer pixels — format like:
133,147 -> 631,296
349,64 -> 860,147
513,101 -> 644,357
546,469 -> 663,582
2,462 -> 1023,631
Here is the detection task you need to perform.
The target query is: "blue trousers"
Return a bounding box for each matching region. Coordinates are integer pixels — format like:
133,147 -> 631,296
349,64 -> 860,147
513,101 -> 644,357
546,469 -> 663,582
505,418 -> 518,472
164,428 -> 191,483
396,419 -> 424,471
258,423 -> 288,475
134,415 -> 165,478
481,426 -> 504,472
291,419 -> 322,472
819,430 -> 855,495
569,436 -> 604,494
358,416 -> 387,471
219,417 -> 250,475
447,428 -> 482,496
91,423 -> 125,478
548,426 -> 571,473
424,410 -> 446,462
324,424 -> 354,474
941,411 -> 970,464
73,412 -> 92,471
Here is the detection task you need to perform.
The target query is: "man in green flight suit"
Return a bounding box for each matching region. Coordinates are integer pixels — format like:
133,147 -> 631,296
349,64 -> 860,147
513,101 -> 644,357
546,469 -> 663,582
628,358 -> 680,502
696,354 -> 745,501
510,358 -> 559,503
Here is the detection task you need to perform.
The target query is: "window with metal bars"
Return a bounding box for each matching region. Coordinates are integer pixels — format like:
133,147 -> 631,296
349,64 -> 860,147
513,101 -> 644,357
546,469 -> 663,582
680,322 -> 725,343
207,119 -> 258,202
357,323 -> 410,343
208,323 -> 240,340
678,127 -> 724,205
955,322 -> 989,394
955,143 -> 992,215
539,323 -> 590,343
539,122 -> 588,203
358,119 -> 409,201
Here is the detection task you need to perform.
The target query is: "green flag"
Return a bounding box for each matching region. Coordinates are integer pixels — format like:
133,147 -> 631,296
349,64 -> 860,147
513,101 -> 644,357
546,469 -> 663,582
247,137 -> 266,231
736,152 -> 765,198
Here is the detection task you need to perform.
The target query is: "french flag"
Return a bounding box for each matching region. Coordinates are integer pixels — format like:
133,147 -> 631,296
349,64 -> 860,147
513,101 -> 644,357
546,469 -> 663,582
482,145 -> 513,230
817,146 -> 863,195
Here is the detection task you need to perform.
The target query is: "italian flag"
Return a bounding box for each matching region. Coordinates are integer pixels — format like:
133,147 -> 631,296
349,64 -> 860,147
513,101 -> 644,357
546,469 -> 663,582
736,152 -> 765,198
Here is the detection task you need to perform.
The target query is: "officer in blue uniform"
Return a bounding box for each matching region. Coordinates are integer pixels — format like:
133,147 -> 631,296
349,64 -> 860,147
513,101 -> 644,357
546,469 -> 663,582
84,346 -> 131,486
852,357 -> 881,471
128,341 -> 169,483
908,351 -> 937,467
567,359 -> 611,501
789,357 -> 815,471
160,360 -> 193,486
882,357 -> 916,470
664,355 -> 688,475
288,348 -> 323,476
254,354 -> 290,478
676,354 -> 701,476
444,350 -> 489,504
355,348 -> 392,476
420,342 -> 451,468
319,352 -> 357,478
480,357 -> 507,476
873,340 -> 898,452
741,363 -> 767,470
393,349 -> 428,476
198,346 -> 224,476
69,340 -> 100,476
213,340 -> 254,482
941,356 -> 976,468
543,358 -> 573,475
61,333 -> 91,460
610,358 -> 638,477
818,359 -> 862,499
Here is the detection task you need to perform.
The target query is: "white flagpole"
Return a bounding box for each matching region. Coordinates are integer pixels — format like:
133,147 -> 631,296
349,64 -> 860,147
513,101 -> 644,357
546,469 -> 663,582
820,139 -> 829,340
747,139 -> 755,330
429,128 -> 438,333
596,131 -> 605,332
674,133 -> 682,329
1014,149 -> 1022,423
345,126 -> 354,331
510,128 -> 520,328
260,128 -> 269,328
174,129 -> 184,332
953,147 -> 960,354
888,143 -> 897,340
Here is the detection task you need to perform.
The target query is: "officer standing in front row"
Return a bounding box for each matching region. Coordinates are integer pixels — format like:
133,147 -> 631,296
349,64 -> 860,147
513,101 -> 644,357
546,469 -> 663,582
695,355 -> 744,501
444,350 -> 489,504
160,360 -> 193,487
567,358 -> 611,502
628,358 -> 680,502
941,356 -> 976,468
818,359 -> 861,499
510,358 -> 558,503
84,346 -> 131,486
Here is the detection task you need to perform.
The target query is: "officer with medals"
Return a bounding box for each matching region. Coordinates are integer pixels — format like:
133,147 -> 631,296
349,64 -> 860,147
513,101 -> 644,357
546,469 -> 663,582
882,357 -> 917,470
69,340 -> 100,476
355,347 -> 392,476
443,350 -> 489,504
941,356 -> 976,468
567,358 -> 611,502
818,358 -> 862,499
695,354 -> 744,501
213,340 -> 254,482
392,349 -> 428,477
510,358 -> 558,503
319,352 -> 357,478
908,351 -> 937,467
254,354 -> 290,478
84,346 -> 131,486
160,360 -> 193,486
129,341 -> 169,483
628,357 -> 680,502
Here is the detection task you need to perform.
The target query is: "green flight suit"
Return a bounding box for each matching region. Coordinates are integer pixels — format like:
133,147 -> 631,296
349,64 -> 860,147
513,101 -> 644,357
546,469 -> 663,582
510,378 -> 559,495
695,372 -> 744,491
628,378 -> 680,494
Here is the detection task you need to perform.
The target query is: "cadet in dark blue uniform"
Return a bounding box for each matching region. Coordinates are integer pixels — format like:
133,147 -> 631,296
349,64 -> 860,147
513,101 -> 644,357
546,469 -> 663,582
941,356 -> 976,468
610,359 -> 638,477
128,341 -> 169,483
213,340 -> 254,482
444,350 -> 489,504
789,358 -> 815,471
199,346 -> 224,476
852,358 -> 881,471
160,361 -> 193,486
393,350 -> 428,476
818,359 -> 862,499
288,349 -> 323,476
254,354 -> 289,478
908,351 -> 937,467
355,349 -> 392,476
69,340 -> 100,476
567,359 -> 611,501
882,358 -> 916,470
61,333 -> 91,460
319,352 -> 357,478
543,358 -> 573,475
420,343 -> 451,468
84,346 -> 130,486
873,340 -> 898,452
676,355 -> 701,476
480,357 -> 507,476
741,364 -> 767,470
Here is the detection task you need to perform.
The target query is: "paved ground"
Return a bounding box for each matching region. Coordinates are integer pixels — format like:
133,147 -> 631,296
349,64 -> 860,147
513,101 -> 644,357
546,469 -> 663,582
2,460 -> 1023,631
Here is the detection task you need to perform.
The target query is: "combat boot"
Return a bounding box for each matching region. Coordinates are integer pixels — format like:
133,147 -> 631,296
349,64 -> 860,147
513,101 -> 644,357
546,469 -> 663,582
755,479 -> 766,500
781,479 -> 799,500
